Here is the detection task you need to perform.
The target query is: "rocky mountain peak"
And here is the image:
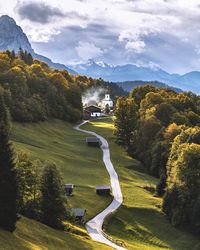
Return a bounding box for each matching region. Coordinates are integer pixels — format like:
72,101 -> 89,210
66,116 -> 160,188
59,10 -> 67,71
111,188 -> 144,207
0,15 -> 33,53
0,15 -> 76,73
0,15 -> 16,25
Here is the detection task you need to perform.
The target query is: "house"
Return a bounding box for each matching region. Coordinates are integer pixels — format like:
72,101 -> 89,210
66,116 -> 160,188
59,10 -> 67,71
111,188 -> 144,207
96,185 -> 111,196
64,184 -> 74,196
102,94 -> 113,108
84,105 -> 102,118
86,137 -> 101,147
71,208 -> 86,221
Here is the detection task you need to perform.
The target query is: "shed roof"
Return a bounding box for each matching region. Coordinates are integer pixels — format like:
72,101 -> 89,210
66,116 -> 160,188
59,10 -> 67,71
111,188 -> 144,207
84,105 -> 101,113
65,184 -> 74,188
71,208 -> 86,217
96,185 -> 111,190
86,137 -> 101,142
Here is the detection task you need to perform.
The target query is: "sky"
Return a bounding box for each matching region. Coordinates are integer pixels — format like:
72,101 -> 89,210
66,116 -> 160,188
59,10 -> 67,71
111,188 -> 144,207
1,0 -> 200,74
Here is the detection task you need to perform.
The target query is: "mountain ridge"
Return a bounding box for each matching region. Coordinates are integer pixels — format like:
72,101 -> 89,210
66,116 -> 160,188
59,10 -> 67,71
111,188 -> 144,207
70,60 -> 200,93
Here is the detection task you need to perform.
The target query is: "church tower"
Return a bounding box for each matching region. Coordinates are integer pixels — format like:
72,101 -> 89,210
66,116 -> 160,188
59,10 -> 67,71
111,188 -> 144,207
102,93 -> 113,108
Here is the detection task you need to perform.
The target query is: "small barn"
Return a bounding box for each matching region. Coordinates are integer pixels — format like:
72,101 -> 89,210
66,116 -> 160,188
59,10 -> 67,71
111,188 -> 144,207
64,184 -> 74,196
86,137 -> 101,147
96,185 -> 111,196
71,208 -> 86,221
84,105 -> 102,118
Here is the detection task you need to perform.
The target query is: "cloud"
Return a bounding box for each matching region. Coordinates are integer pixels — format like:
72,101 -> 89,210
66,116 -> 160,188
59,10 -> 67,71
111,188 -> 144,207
125,40 -> 146,53
75,41 -> 104,60
17,2 -> 64,23
119,29 -> 146,53
6,0 -> 200,73
28,28 -> 61,43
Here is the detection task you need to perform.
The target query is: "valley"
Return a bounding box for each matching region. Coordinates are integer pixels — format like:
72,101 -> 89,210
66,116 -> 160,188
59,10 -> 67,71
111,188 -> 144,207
0,2 -> 200,249
2,118 -> 198,250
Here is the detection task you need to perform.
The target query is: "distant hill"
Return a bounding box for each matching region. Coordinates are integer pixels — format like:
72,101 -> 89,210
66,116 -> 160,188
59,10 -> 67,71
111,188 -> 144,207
71,59 -> 200,93
0,15 -> 76,74
176,71 -> 200,93
116,80 -> 182,93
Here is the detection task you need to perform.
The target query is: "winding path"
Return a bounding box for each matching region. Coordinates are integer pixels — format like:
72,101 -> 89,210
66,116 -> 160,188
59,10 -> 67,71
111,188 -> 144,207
74,121 -> 126,250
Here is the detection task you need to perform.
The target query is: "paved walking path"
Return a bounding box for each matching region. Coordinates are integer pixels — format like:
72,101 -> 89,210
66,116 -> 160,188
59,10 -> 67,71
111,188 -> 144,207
74,121 -> 126,250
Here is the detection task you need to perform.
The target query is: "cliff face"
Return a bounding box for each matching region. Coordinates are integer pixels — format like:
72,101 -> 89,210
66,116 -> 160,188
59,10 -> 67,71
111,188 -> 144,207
0,15 -> 76,74
0,15 -> 33,53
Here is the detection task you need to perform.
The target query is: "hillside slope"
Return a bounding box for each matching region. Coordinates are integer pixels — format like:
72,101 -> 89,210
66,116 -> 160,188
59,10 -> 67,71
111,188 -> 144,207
0,216 -> 111,250
11,119 -> 112,221
0,119 -> 114,249
83,119 -> 200,250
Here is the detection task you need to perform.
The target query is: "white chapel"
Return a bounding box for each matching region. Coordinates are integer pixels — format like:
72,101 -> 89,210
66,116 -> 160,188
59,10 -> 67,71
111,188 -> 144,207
102,94 -> 113,108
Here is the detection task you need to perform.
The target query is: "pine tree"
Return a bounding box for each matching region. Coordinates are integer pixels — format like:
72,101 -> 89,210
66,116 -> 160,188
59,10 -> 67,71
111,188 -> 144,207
27,53 -> 33,65
0,92 -> 18,232
40,162 -> 66,230
18,48 -> 25,61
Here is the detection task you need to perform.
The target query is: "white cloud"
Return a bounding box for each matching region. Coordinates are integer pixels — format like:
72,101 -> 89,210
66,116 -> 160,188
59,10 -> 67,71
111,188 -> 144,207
1,0 -> 200,72
125,40 -> 146,53
75,41 -> 104,60
28,28 -> 61,43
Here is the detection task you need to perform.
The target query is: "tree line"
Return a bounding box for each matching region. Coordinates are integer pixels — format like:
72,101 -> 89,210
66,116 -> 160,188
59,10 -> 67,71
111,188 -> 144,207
0,50 -> 125,123
114,85 -> 200,235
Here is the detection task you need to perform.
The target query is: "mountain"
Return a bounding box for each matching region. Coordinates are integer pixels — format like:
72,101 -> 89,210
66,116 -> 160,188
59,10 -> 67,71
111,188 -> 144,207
71,60 -> 200,93
0,15 -> 76,74
71,59 -> 178,82
176,71 -> 200,93
117,80 -> 182,93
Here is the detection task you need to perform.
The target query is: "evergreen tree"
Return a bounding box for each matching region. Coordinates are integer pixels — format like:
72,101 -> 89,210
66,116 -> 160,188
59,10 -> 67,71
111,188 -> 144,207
105,104 -> 110,114
18,48 -> 25,61
27,53 -> 33,65
40,162 -> 66,230
0,92 -> 18,232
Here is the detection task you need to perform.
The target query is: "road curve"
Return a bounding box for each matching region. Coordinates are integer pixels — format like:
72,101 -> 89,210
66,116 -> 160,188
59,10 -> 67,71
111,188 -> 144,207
74,121 -> 126,250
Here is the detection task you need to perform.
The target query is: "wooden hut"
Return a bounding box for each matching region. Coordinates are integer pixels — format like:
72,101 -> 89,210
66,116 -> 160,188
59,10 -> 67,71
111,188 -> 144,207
86,137 -> 101,147
84,105 -> 102,118
96,185 -> 111,196
71,208 -> 86,221
64,184 -> 74,196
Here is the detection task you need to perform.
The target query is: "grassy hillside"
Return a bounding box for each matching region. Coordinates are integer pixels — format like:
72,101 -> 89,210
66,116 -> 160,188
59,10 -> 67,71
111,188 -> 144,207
0,119 -> 113,250
83,118 -> 200,250
11,119 -> 112,221
0,216 -> 111,250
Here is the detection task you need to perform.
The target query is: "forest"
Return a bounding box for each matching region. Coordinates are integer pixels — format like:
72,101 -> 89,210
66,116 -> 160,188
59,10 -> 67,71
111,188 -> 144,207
0,49 -> 125,233
114,85 -> 200,235
0,50 -> 125,123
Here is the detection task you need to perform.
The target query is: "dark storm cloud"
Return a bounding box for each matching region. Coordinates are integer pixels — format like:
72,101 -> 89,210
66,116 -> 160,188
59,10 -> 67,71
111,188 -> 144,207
17,2 -> 65,23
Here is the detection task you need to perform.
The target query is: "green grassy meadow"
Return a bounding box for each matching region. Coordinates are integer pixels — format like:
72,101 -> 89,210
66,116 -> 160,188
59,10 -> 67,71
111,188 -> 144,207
1,119 -> 113,250
11,119 -> 112,221
1,117 -> 199,250
0,216 -> 112,250
83,118 -> 200,250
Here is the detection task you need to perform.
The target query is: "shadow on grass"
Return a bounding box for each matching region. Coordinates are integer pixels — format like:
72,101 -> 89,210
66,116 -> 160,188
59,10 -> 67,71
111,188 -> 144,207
125,163 -> 149,174
106,205 -> 199,250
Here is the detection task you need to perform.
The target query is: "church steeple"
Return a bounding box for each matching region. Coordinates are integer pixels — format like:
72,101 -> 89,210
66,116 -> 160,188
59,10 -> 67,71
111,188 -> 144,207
103,93 -> 113,108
